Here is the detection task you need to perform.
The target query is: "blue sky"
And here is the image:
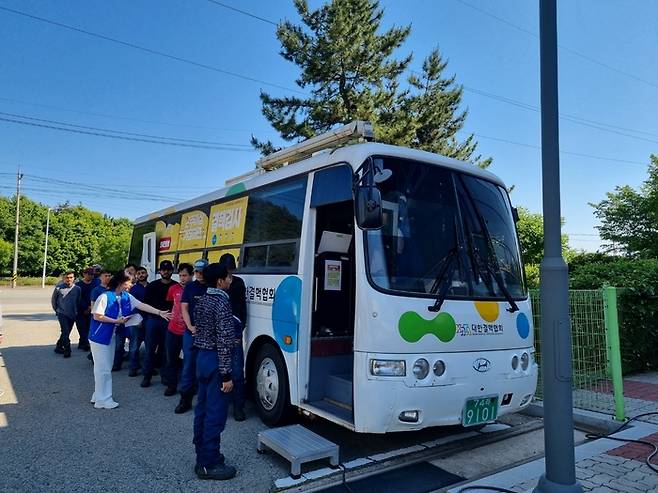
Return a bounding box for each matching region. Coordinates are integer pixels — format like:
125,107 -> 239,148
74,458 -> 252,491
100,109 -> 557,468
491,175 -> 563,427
0,0 -> 656,251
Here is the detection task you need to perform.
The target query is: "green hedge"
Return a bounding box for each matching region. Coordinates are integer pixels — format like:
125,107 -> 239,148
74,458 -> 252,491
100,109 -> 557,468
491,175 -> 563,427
0,276 -> 59,287
569,258 -> 658,374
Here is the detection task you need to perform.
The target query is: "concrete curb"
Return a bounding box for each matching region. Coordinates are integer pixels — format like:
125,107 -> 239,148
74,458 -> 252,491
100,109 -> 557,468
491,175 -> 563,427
522,402 -> 624,435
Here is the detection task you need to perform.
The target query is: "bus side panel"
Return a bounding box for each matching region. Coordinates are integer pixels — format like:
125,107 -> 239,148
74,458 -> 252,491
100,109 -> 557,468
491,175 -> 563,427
129,222 -> 155,266
241,273 -> 301,406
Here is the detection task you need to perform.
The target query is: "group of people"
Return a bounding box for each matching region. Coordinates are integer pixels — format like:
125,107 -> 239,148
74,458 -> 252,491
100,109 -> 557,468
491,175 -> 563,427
50,255 -> 247,480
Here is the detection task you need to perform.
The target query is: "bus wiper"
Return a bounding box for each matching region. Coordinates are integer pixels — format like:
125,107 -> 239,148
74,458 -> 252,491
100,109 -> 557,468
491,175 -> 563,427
427,247 -> 458,313
459,177 -> 519,313
463,221 -> 495,297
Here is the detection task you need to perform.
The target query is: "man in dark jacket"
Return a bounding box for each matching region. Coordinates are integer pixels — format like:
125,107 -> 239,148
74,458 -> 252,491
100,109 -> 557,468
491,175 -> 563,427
51,271 -> 81,358
141,260 -> 178,387
219,253 -> 247,422
192,263 -> 236,481
75,267 -> 95,351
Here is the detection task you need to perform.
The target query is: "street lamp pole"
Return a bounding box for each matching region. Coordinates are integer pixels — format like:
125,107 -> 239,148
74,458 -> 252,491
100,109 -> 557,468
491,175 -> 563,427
534,1 -> 582,492
41,207 -> 51,289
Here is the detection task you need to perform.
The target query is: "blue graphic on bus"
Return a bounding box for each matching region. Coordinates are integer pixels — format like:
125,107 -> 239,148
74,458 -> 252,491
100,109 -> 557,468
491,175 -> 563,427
272,276 -> 302,353
516,312 -> 530,339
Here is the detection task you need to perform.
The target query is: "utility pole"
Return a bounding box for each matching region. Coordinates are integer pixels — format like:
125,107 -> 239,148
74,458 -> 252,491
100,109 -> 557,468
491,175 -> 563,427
11,167 -> 23,289
534,1 -> 582,492
41,207 -> 52,289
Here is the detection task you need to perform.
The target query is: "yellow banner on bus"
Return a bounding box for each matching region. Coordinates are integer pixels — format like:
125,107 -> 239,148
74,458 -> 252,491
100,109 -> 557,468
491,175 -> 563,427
155,220 -> 180,253
177,251 -> 204,265
178,210 -> 209,250
207,248 -> 241,267
206,197 -> 249,248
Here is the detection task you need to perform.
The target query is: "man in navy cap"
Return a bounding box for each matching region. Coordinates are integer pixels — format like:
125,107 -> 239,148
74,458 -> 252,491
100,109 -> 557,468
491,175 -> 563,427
175,258 -> 208,414
141,259 -> 178,388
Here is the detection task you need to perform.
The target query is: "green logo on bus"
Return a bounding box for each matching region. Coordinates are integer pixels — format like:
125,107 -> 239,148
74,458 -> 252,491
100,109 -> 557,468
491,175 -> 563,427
398,312 -> 457,343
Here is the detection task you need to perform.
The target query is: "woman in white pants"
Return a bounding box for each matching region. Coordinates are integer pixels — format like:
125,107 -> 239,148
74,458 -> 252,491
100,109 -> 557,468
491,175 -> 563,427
90,271 -> 171,409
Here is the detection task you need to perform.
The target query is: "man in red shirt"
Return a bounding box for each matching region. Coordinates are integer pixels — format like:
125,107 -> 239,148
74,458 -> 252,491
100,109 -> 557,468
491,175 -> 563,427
163,263 -> 193,396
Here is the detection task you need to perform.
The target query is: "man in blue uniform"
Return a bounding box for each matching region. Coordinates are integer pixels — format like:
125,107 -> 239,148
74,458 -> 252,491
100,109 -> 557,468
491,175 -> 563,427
192,263 -> 236,480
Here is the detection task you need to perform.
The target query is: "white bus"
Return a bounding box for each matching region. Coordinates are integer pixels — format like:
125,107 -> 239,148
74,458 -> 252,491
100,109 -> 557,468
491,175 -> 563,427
129,121 -> 537,433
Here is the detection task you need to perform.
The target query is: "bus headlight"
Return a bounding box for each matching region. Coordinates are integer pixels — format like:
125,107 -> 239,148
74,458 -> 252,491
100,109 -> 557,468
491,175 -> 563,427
412,358 -> 430,380
511,355 -> 519,371
433,360 -> 446,377
521,352 -> 530,371
370,359 -> 406,377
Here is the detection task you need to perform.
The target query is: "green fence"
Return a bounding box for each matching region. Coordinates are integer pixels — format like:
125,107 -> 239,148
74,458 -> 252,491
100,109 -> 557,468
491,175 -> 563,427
530,287 -> 625,420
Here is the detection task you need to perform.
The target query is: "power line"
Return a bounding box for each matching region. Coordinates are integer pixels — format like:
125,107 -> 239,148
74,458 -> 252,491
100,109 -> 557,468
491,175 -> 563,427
205,0 -> 277,25
469,132 -> 648,167
454,0 -> 658,90
0,115 -> 255,151
0,110 -> 251,148
0,5 -> 304,95
24,174 -> 185,202
463,85 -> 658,140
0,95 -> 253,134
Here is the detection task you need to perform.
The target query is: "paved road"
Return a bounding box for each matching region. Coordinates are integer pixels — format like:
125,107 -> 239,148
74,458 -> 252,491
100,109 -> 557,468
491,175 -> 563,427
0,287 -> 287,492
0,287 -> 477,492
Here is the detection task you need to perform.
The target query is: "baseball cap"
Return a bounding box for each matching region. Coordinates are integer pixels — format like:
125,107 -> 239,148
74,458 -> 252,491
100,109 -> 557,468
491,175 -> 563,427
159,260 -> 174,270
193,258 -> 209,272
92,264 -> 103,271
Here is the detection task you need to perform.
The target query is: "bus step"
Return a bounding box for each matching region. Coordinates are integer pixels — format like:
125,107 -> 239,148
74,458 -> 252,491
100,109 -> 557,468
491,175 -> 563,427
257,424 -> 339,479
325,374 -> 353,408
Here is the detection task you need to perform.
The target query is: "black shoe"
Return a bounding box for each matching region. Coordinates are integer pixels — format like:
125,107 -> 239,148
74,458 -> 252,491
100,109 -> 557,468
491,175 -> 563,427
175,396 -> 192,414
194,464 -> 236,481
164,386 -> 177,397
111,363 -> 122,372
151,369 -> 159,376
63,345 -> 71,358
128,369 -> 140,377
78,343 -> 90,351
54,342 -> 64,354
233,408 -> 246,422
140,376 -> 151,388
87,352 -> 93,362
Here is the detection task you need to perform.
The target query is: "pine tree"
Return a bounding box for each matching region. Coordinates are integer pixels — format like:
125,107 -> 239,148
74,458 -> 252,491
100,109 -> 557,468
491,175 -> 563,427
253,0 -> 489,168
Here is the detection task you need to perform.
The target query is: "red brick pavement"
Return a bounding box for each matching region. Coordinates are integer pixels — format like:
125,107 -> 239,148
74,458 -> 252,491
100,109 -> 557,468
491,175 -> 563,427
607,432 -> 658,464
594,379 -> 658,403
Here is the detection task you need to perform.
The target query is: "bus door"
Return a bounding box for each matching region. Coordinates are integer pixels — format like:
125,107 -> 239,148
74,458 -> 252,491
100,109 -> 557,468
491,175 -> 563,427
306,165 -> 356,422
141,232 -> 157,281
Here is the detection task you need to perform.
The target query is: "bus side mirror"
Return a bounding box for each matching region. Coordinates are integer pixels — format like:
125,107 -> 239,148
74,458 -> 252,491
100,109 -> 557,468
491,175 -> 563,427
355,185 -> 383,230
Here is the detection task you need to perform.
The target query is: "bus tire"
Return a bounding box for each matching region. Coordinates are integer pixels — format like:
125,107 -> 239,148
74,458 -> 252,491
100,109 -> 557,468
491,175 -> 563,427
251,343 -> 291,426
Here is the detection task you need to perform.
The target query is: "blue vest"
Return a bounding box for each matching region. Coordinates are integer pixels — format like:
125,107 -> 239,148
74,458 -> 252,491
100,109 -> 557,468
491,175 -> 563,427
89,291 -> 134,345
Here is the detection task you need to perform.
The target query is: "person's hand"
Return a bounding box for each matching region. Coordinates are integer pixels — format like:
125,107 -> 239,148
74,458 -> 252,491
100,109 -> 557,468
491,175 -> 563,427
221,380 -> 233,393
158,310 -> 172,321
117,316 -> 129,324
188,325 -> 196,334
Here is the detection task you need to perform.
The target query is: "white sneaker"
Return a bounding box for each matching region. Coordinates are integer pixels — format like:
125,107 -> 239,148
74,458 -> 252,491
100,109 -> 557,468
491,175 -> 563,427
94,400 -> 119,409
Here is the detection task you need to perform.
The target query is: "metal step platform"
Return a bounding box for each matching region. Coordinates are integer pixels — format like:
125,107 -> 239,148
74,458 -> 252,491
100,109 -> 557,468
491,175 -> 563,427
257,424 -> 340,479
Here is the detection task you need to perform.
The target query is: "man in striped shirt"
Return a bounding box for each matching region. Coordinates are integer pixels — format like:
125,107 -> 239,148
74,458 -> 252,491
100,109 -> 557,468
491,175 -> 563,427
191,263 -> 236,481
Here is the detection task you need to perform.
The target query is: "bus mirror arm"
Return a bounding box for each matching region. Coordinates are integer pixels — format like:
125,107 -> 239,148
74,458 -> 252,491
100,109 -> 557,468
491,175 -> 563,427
353,157 -> 384,230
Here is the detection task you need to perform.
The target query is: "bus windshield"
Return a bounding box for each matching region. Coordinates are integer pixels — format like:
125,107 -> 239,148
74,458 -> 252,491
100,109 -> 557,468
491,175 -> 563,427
365,156 -> 525,300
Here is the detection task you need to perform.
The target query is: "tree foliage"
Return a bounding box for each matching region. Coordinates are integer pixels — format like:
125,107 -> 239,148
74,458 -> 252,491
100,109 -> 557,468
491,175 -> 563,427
253,0 -> 490,167
515,207 -> 572,266
591,155 -> 658,257
0,195 -> 131,276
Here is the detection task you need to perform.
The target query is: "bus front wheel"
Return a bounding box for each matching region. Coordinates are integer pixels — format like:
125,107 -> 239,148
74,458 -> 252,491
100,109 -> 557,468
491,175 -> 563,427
251,343 -> 291,426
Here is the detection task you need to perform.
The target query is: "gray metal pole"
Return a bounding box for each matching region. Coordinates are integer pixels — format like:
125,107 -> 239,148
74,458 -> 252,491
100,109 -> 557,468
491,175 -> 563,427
41,207 -> 51,289
533,1 -> 582,492
11,167 -> 22,289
